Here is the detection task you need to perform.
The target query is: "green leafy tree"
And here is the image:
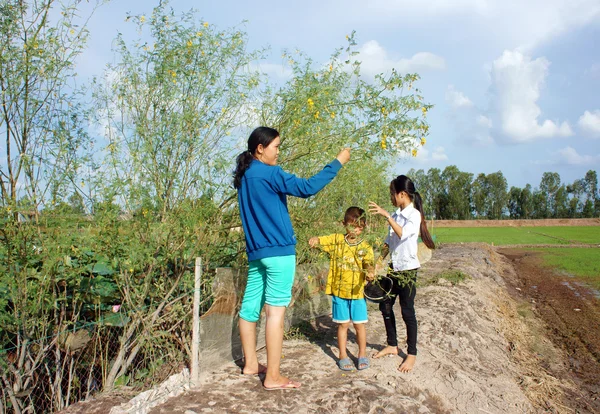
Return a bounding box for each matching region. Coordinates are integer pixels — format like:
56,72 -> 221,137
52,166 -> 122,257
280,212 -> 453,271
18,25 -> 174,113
539,172 -> 561,217
554,185 -> 569,218
583,170 -> 599,217
257,33 -> 431,259
0,1 -> 104,412
507,186 -> 522,218
441,165 -> 473,219
425,167 -> 445,219
93,3 -> 263,216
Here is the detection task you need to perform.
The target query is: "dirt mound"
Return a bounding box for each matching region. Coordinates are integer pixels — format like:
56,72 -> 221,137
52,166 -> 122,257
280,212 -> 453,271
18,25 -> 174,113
144,244 -> 591,413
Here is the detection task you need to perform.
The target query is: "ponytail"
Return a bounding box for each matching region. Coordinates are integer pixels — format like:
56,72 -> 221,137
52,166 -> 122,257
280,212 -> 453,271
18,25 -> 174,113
232,126 -> 280,189
233,151 -> 254,189
413,191 -> 435,249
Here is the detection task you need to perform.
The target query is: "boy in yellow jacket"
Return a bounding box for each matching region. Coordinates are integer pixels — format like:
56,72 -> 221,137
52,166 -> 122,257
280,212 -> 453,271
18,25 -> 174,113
309,207 -> 374,371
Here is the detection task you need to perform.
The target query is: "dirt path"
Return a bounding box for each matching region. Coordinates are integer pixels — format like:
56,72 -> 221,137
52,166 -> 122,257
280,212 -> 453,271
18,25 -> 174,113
144,244 -> 596,414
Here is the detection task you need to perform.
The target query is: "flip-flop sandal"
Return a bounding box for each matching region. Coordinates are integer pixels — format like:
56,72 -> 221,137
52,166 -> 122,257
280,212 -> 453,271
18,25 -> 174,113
263,380 -> 301,391
357,357 -> 370,370
337,357 -> 355,371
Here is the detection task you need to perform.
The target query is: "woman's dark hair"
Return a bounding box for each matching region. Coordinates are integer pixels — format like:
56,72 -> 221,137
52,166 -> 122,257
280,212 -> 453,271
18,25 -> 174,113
233,126 -> 279,189
390,175 -> 435,249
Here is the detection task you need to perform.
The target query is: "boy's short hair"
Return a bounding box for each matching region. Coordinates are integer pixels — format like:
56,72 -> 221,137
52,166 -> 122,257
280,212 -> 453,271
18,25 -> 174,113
344,206 -> 366,227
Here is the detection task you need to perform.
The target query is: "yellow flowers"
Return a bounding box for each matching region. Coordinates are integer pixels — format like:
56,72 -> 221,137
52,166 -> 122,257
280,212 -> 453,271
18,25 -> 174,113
329,64 -> 333,72
330,112 -> 335,119
203,22 -> 209,27
69,29 -> 75,35
307,98 -> 314,109
187,40 -> 193,47
140,15 -> 146,23
421,107 -> 427,115
411,149 -> 418,157
314,111 -> 320,119
345,34 -> 349,40
196,31 -> 203,37
420,137 -> 426,146
381,136 -> 387,149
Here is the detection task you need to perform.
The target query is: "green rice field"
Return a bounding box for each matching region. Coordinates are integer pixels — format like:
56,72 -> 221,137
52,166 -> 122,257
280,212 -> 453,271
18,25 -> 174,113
528,247 -> 600,290
432,225 -> 600,290
432,226 -> 600,246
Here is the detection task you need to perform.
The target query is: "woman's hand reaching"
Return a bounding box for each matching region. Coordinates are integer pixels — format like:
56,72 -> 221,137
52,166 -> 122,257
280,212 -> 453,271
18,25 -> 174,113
336,148 -> 351,165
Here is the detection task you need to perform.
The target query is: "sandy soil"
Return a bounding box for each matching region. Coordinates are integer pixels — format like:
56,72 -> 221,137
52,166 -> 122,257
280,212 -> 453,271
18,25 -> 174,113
142,243 -> 599,414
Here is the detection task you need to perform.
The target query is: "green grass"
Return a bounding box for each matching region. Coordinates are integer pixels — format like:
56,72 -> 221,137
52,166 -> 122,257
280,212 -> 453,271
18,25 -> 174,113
528,247 -> 600,290
425,270 -> 469,287
432,226 -> 600,245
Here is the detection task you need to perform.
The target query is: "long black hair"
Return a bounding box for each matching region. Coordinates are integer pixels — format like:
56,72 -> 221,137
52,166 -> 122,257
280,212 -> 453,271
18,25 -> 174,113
233,126 -> 279,189
390,175 -> 435,249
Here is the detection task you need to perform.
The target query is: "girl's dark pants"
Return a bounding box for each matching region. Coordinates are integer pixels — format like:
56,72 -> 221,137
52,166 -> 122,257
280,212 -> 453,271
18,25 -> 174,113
378,269 -> 418,355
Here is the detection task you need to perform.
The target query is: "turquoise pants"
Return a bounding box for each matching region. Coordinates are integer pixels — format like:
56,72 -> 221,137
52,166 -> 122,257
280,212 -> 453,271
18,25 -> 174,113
239,255 -> 296,323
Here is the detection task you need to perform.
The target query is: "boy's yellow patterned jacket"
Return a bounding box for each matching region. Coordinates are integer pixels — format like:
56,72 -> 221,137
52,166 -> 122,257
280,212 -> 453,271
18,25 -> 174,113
317,234 -> 374,299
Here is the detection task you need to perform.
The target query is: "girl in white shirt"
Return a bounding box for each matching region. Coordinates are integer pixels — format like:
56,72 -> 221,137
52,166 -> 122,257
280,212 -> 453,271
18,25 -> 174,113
368,175 -> 435,372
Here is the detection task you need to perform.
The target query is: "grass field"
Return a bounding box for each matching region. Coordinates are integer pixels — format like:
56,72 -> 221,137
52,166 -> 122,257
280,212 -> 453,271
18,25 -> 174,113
529,247 -> 600,290
431,226 -> 600,291
432,226 -> 600,246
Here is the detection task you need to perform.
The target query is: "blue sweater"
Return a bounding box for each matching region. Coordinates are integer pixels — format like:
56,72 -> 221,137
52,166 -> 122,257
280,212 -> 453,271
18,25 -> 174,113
238,158 -> 343,262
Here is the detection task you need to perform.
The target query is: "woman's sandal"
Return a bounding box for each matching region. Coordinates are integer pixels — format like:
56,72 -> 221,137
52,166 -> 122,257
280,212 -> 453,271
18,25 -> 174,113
357,357 -> 370,370
337,357 -> 355,371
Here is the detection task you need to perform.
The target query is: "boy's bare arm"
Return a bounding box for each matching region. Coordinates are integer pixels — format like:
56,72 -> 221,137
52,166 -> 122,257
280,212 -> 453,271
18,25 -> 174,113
365,264 -> 375,281
379,243 -> 390,260
308,237 -> 320,248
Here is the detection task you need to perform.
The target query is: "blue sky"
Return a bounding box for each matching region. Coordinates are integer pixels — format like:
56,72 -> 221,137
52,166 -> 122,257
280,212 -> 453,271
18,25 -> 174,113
78,0 -> 600,189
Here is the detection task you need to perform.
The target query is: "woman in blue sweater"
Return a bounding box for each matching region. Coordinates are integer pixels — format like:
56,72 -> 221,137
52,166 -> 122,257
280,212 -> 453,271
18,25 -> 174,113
233,126 -> 350,390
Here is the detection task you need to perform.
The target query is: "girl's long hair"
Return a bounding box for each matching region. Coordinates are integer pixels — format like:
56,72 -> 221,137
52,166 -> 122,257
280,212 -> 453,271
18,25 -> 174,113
233,126 -> 279,189
390,175 -> 435,249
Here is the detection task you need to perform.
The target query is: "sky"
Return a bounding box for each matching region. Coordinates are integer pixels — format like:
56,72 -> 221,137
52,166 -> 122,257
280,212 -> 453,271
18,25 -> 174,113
77,0 -> 600,190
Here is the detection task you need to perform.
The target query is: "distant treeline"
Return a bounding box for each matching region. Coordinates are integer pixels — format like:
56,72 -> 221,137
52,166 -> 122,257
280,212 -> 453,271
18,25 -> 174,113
407,167 -> 599,220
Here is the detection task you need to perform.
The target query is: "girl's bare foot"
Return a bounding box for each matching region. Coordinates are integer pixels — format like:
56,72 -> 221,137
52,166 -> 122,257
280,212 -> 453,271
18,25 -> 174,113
372,345 -> 398,359
242,363 -> 267,375
263,375 -> 301,390
398,355 -> 416,372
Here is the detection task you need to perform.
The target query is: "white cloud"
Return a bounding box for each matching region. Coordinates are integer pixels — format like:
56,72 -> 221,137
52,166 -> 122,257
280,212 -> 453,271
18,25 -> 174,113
490,50 -> 573,142
578,110 -> 600,138
585,63 -> 600,78
555,146 -> 600,165
405,145 -> 448,163
358,41 -> 445,78
430,146 -> 449,161
343,0 -> 600,50
477,115 -> 493,128
446,85 -> 473,109
248,62 -> 293,79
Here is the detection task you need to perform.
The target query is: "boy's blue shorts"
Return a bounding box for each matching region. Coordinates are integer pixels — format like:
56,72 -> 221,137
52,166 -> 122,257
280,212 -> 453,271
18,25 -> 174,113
239,255 -> 296,323
331,296 -> 368,324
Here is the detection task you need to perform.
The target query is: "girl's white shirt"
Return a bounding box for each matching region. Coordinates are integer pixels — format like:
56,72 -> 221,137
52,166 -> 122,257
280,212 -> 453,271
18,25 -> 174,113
385,203 -> 421,271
